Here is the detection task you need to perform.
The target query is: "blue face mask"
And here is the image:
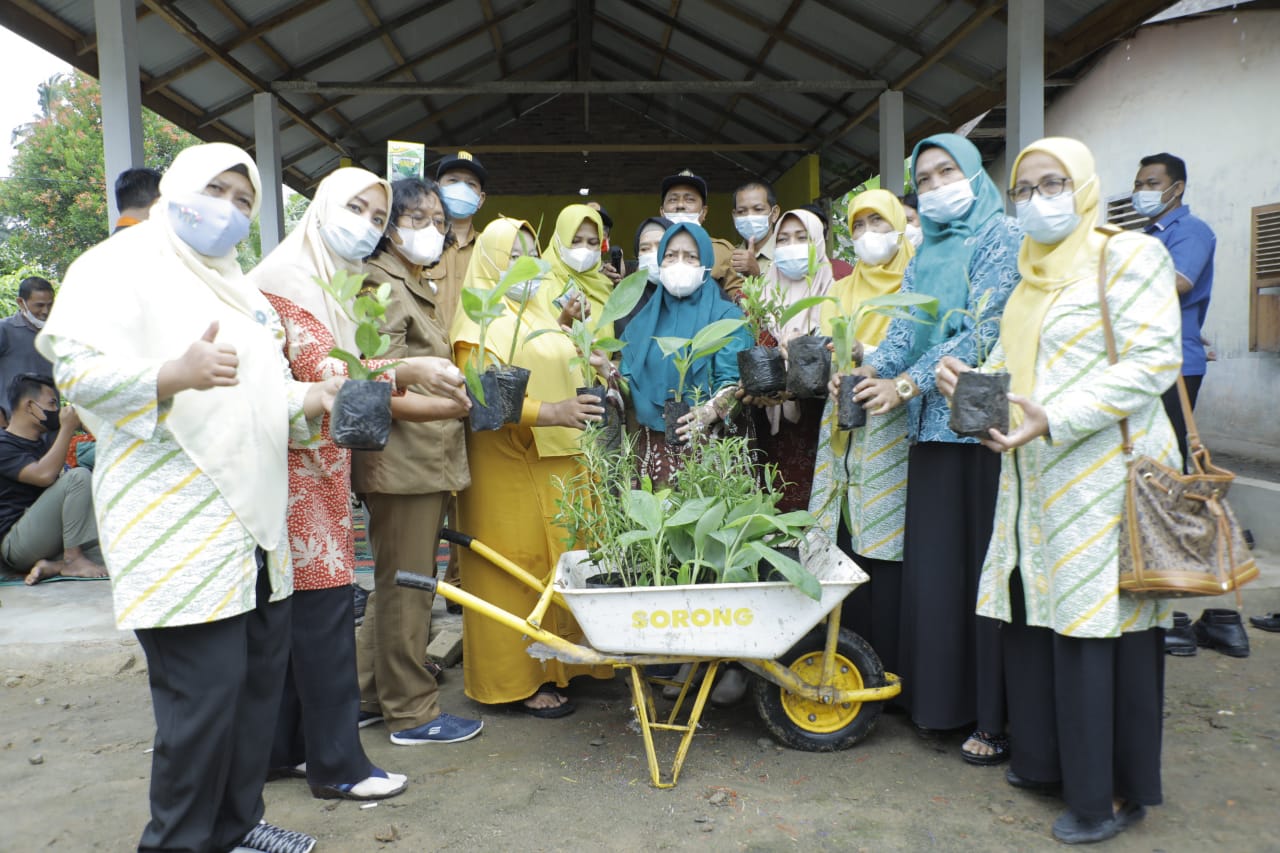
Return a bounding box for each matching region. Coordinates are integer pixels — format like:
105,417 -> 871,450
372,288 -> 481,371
734,215 -> 772,243
773,243 -> 811,281
441,182 -> 481,219
168,192 -> 251,257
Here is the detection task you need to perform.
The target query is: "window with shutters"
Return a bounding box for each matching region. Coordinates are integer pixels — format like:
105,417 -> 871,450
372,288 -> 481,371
1105,195 -> 1147,232
1251,202 -> 1280,353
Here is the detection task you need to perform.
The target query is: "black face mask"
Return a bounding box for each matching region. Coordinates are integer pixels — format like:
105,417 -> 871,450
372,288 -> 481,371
34,402 -> 60,433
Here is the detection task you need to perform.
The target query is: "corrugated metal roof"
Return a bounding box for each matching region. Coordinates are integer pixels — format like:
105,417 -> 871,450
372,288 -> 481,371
2,0 -> 1182,196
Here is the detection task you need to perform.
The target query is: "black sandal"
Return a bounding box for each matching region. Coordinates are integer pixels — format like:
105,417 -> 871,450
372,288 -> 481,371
961,730 -> 1010,766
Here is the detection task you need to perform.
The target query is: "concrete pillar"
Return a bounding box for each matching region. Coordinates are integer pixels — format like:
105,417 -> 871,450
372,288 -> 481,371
253,93 -> 284,254
878,90 -> 905,196
1006,0 -> 1045,171
94,0 -> 143,228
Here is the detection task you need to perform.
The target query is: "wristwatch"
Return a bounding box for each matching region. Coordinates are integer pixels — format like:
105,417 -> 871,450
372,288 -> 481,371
895,376 -> 915,400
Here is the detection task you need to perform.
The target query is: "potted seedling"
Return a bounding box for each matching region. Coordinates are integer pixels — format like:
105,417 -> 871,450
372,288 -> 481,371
458,255 -> 548,431
527,268 -> 649,433
828,292 -> 940,430
942,289 -> 1010,438
653,317 -> 747,446
737,247 -> 833,398
782,245 -> 838,399
315,269 -> 400,451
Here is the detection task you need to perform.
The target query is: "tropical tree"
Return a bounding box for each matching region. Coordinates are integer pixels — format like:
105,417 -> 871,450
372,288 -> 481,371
0,71 -> 195,277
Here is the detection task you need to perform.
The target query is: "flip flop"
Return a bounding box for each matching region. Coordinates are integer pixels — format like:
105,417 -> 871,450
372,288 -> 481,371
508,691 -> 575,719
961,730 -> 1010,766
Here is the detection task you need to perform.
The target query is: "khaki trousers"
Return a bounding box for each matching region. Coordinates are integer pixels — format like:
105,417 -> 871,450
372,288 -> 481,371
1,467 -> 101,570
356,491 -> 448,731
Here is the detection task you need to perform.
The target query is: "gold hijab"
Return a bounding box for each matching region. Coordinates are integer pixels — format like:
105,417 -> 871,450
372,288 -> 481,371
1000,137 -> 1103,405
820,189 -> 914,346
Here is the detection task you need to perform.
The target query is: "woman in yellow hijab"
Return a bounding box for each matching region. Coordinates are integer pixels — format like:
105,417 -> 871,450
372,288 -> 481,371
809,189 -> 914,684
451,217 -> 613,717
539,203 -> 616,328
938,137 -> 1180,845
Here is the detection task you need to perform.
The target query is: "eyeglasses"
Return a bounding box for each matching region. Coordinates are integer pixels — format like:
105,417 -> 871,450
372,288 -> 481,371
1007,177 -> 1074,204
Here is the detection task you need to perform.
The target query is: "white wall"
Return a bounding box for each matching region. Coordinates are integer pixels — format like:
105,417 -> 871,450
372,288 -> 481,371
1006,10 -> 1280,460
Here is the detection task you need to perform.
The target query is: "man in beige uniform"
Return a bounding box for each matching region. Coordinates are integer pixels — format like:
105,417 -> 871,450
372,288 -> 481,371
432,152 -> 488,595
658,169 -> 744,301
729,179 -> 781,279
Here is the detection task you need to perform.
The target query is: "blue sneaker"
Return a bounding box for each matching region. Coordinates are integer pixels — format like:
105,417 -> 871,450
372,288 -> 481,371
389,712 -> 483,745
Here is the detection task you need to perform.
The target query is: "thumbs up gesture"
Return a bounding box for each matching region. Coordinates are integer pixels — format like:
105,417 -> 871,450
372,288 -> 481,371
731,237 -> 761,276
181,321 -> 240,390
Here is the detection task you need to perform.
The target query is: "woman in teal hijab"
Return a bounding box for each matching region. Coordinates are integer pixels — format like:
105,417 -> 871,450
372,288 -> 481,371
844,132 -> 1023,766
621,222 -> 749,484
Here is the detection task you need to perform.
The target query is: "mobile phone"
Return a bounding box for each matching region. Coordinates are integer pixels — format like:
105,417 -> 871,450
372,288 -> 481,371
553,286 -> 581,311
609,247 -> 624,271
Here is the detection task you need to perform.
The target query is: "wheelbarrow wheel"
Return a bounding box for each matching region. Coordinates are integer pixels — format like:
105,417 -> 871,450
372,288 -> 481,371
753,626 -> 885,752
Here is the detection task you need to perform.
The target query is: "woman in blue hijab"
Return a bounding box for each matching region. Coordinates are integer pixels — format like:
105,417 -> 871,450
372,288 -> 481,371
843,133 -> 1023,765
620,222 -> 750,484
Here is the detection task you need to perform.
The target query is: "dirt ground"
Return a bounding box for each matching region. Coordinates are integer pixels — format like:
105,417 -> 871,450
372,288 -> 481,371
3,585 -> 1278,852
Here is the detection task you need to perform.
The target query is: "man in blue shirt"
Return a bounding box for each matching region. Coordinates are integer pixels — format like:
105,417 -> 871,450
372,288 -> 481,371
1132,152 -> 1216,468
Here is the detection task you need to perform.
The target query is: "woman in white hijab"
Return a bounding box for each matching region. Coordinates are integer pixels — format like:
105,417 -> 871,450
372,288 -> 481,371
38,142 -> 332,852
249,167 -> 469,800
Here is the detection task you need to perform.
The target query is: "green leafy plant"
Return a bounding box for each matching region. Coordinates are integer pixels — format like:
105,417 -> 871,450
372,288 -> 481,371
526,268 -> 649,388
828,292 -> 941,373
652,317 -> 747,404
457,254 -> 547,404
313,269 -> 398,381
736,249 -> 833,344
939,286 -> 1000,365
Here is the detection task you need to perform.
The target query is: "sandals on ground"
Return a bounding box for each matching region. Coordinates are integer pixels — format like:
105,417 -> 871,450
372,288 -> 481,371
961,730 -> 1010,766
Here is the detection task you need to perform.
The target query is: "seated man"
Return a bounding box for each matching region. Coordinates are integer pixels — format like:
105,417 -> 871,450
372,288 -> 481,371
0,374 -> 104,585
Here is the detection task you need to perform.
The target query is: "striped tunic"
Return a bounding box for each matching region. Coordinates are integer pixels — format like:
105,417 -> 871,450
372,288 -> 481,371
808,397 -> 909,561
46,335 -> 319,631
976,231 -> 1179,638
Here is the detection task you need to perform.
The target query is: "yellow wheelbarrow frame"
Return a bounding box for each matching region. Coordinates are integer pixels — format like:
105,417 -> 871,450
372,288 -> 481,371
398,530 -> 901,788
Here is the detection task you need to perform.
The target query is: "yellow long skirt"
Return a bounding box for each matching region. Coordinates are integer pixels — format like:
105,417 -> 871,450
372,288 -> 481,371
457,423 -> 613,704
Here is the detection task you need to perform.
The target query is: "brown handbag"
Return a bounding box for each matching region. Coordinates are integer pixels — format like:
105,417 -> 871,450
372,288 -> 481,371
1095,233 -> 1258,599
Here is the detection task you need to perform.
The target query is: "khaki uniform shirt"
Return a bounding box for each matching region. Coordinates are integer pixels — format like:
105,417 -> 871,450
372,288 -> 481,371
424,232 -> 477,331
354,252 -> 470,495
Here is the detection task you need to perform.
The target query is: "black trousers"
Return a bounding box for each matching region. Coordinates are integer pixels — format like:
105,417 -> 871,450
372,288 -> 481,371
270,585 -> 373,787
898,441 -> 1005,732
837,517 -> 903,680
1003,573 -> 1165,820
134,563 -> 290,853
1160,373 -> 1202,472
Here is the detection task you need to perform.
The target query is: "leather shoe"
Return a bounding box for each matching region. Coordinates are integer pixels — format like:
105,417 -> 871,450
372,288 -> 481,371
1164,611 -> 1197,656
1249,612 -> 1280,633
1005,767 -> 1060,795
1193,608 -> 1250,658
1052,810 -> 1119,844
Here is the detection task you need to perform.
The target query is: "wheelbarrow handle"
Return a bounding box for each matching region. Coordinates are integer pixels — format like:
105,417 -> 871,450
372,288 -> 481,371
395,571 -> 438,593
440,528 -> 473,548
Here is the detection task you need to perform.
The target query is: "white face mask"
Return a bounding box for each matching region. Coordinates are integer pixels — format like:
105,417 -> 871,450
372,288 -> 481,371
773,243 -> 811,281
917,173 -> 977,224
734,215 -> 771,243
1132,186 -> 1176,218
665,211 -> 701,225
638,251 -> 661,284
320,208 -> 383,261
396,224 -> 445,266
660,262 -> 705,298
18,302 -> 46,330
1017,187 -> 1083,245
904,223 -> 924,249
853,230 -> 901,266
561,245 -> 600,273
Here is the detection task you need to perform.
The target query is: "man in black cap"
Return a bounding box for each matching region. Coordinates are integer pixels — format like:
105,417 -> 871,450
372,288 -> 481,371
658,169 -> 743,300
429,150 -> 488,325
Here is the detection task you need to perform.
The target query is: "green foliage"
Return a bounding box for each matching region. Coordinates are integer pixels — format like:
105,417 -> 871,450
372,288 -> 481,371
458,254 -> 549,404
555,431 -> 821,600
525,267 -> 648,388
313,269 -> 396,381
736,248 -> 832,343
828,292 -> 940,374
653,317 -> 747,403
940,285 -> 998,364
0,71 -> 196,278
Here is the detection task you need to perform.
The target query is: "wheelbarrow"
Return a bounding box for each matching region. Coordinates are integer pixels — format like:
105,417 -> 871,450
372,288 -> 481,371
395,528 -> 901,788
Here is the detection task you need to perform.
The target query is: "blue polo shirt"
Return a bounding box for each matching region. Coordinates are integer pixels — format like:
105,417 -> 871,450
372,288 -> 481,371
1144,205 -> 1216,376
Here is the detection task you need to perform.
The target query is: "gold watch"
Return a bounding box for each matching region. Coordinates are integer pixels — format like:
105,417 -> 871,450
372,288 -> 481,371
895,376 -> 915,400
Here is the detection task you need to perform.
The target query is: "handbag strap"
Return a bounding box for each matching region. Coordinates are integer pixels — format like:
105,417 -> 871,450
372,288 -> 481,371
1094,229 -> 1207,471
